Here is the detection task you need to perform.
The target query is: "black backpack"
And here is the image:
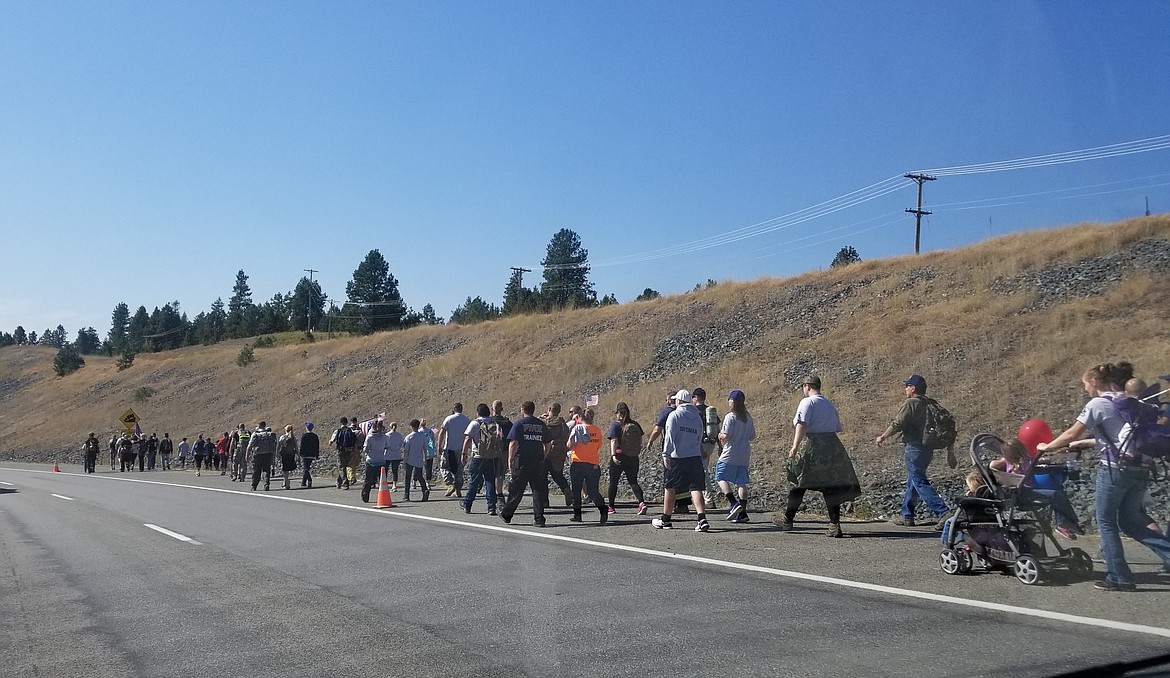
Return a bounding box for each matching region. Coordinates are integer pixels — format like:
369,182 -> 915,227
478,419 -> 505,460
336,426 -> 356,449
920,397 -> 957,450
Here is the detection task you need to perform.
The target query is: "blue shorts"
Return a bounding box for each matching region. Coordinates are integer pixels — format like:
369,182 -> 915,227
663,455 -> 706,491
714,460 -> 749,485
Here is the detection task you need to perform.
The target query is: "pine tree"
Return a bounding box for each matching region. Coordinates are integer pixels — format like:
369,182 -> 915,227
226,270 -> 256,339
127,306 -> 150,352
107,303 -> 130,355
74,327 -> 101,354
289,277 -> 326,332
830,246 -> 861,268
13,326 -> 27,345
502,268 -> 540,316
449,296 -> 500,325
345,250 -> 405,334
53,343 -> 85,376
420,304 -> 443,325
540,228 -> 596,310
635,288 -> 661,301
207,298 -> 227,344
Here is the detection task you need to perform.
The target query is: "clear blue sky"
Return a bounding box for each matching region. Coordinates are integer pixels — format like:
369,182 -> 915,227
3,2 -> 1168,338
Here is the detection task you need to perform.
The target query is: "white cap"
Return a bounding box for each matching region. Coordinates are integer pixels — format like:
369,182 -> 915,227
674,389 -> 691,404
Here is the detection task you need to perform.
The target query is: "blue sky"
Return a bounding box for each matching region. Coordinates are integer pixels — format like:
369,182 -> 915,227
2,2 -> 1168,338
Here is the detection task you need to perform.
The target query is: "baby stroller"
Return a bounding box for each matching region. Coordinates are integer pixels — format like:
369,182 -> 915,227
939,433 -> 1093,585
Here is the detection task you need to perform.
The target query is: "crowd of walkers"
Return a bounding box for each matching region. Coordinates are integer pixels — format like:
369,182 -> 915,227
79,363 -> 1170,593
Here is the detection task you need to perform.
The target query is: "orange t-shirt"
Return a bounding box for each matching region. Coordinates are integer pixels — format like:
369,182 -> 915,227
568,423 -> 603,465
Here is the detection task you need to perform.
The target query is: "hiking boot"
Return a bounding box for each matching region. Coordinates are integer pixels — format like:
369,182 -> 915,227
569,514 -> 582,523
891,516 -> 916,527
652,517 -> 673,530
826,523 -> 843,538
444,487 -> 456,497
695,518 -> 710,533
772,516 -> 793,530
500,513 -> 512,524
1094,579 -> 1136,592
636,502 -> 648,516
933,515 -> 950,531
727,503 -> 744,521
534,519 -> 546,528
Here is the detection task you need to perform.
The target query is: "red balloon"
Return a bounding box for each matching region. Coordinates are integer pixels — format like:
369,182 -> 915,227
1018,419 -> 1054,457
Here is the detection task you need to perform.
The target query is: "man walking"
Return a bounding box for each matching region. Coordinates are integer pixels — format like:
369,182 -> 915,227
360,420 -> 393,503
566,409 -> 608,525
461,404 -> 501,514
331,417 -> 357,490
82,432 -> 101,474
541,403 -> 572,507
158,433 -> 174,470
247,421 -> 277,491
500,401 -> 552,527
402,419 -> 430,502
875,375 -> 952,529
490,400 -> 513,504
653,390 -> 711,532
438,403 -> 470,497
176,436 -> 189,469
145,433 -> 159,470
299,422 -> 319,488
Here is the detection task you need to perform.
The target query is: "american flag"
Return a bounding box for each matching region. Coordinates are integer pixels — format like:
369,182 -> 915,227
585,395 -> 599,407
134,422 -> 142,437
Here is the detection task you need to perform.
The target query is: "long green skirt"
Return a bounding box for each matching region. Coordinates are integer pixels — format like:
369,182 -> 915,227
787,432 -> 862,507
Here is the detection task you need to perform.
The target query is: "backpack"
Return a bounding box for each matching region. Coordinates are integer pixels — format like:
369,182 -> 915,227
336,426 -> 356,449
920,397 -> 957,450
85,438 -> 100,454
1105,394 -> 1170,461
478,418 -> 505,460
620,421 -> 644,456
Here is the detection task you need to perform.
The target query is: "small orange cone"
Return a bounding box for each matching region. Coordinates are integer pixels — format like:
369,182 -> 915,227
375,466 -> 393,509
53,461 -> 61,472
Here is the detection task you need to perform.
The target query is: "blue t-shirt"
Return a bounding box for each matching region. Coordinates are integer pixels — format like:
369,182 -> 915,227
655,406 -> 673,429
507,415 -> 550,467
607,421 -> 622,440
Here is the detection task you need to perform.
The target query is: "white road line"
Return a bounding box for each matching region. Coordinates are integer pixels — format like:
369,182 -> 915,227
144,523 -> 202,545
4,466 -> 1170,640
51,493 -> 74,501
0,481 -> 14,486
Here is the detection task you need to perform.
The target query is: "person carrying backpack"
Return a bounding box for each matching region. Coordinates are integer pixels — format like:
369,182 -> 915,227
541,403 -> 572,507
331,417 -> 357,490
605,402 -> 647,515
460,404 -> 501,514
82,432 -> 101,474
875,374 -> 955,530
158,433 -> 174,470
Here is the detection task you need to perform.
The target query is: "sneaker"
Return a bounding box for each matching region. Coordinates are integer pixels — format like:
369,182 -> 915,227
636,502 -> 648,516
933,515 -> 950,531
569,515 -> 582,523
500,513 -> 512,524
727,503 -> 744,521
444,487 -> 456,497
455,490 -> 463,499
461,503 -> 471,514
826,523 -> 843,538
607,506 -> 616,515
732,515 -> 751,524
891,516 -> 916,527
487,508 -> 496,516
652,517 -> 673,530
599,511 -> 608,526
195,471 -> 201,477
1055,526 -> 1078,540
1094,580 -> 1136,592
772,515 -> 793,530
422,491 -> 430,502
695,518 -> 710,533
533,520 -> 546,528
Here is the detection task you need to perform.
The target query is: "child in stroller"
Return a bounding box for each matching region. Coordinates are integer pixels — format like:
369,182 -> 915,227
989,438 -> 1084,539
939,434 -> 1093,585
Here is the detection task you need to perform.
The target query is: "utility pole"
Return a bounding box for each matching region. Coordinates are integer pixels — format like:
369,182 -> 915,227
509,266 -> 531,285
904,173 -> 936,255
1147,196 -> 1151,217
304,268 -> 318,332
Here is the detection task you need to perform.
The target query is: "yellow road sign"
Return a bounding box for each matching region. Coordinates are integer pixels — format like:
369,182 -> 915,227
120,409 -> 139,427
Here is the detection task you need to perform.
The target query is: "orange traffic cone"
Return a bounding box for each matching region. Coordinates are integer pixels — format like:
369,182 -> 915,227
53,461 -> 61,472
375,466 -> 394,508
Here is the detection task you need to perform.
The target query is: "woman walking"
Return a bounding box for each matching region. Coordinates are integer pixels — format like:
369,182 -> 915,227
606,402 -> 647,515
277,424 -> 299,490
1038,362 -> 1170,591
717,390 -> 756,523
780,376 -> 862,537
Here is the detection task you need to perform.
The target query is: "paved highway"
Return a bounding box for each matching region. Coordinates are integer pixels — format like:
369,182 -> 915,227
2,464 -> 1168,677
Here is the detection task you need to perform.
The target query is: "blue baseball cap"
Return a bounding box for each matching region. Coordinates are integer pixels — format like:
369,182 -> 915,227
304,422 -> 314,429
728,389 -> 745,401
903,375 -> 927,392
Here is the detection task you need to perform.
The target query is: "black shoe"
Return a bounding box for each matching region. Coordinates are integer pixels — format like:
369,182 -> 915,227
422,491 -> 430,502
461,503 -> 471,514
599,512 -> 608,526
1094,580 -> 1136,592
264,485 -> 270,491
337,478 -> 342,489
534,520 -> 546,528
500,513 -> 512,524
488,508 -> 496,516
569,514 -> 582,523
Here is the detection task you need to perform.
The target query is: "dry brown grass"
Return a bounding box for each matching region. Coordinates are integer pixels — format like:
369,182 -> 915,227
3,216 -> 1169,488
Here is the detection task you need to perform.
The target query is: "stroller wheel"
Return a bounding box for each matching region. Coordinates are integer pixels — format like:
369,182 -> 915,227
940,549 -> 964,575
1014,554 -> 1042,585
1067,548 -> 1094,576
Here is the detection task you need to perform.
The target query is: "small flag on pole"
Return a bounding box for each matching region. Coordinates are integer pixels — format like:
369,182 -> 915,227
134,422 -> 142,438
585,395 -> 599,407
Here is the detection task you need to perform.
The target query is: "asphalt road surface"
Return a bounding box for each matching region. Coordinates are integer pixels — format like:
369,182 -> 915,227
3,463 -> 1169,677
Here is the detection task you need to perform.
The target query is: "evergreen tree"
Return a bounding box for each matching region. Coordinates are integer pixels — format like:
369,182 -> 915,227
257,293 -> 291,334
13,326 -> 27,345
74,327 -> 101,354
207,298 -> 227,344
0,332 -> 13,347
40,328 -> 55,347
345,250 -> 405,334
420,303 -> 443,325
127,306 -> 150,352
27,330 -> 38,345
539,228 -> 596,309
449,296 -> 500,325
289,277 -> 326,332
599,293 -> 618,306
635,288 -> 661,301
148,301 -> 187,351
107,303 -> 130,355
53,343 -> 85,377
830,245 -> 861,268
226,270 -> 256,339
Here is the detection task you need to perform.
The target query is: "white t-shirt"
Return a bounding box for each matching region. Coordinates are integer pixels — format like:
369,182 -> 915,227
719,412 -> 755,465
440,413 -> 471,451
464,418 -> 485,456
793,394 -> 843,434
1077,393 -> 1128,464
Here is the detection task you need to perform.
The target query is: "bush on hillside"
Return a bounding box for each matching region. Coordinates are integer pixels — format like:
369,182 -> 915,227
53,344 -> 85,377
236,345 -> 255,366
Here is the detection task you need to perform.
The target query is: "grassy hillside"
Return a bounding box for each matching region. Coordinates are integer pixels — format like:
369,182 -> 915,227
3,215 -> 1169,516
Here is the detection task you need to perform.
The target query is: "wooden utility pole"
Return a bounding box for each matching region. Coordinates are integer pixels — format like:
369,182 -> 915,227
904,173 -> 936,255
509,266 -> 531,285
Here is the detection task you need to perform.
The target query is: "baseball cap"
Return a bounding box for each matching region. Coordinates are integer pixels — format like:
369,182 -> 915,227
803,375 -> 822,389
904,375 -> 927,392
728,390 -> 745,402
305,422 -> 314,429
692,387 -> 706,400
674,389 -> 692,403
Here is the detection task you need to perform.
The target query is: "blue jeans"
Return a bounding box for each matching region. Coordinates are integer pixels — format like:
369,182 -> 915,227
463,457 -> 497,510
902,444 -> 949,519
1096,465 -> 1170,586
